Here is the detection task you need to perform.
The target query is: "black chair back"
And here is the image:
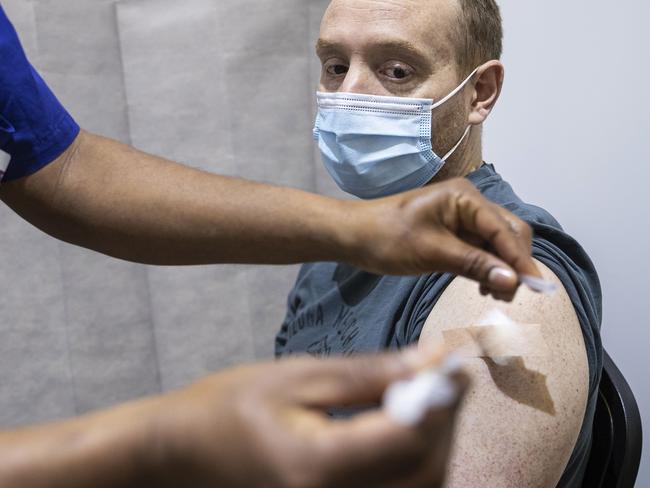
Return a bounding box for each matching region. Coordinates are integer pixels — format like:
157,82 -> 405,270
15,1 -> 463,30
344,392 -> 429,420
583,350 -> 642,488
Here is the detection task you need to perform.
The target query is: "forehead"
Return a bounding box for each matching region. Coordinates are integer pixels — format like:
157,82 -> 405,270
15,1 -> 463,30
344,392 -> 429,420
320,0 -> 460,60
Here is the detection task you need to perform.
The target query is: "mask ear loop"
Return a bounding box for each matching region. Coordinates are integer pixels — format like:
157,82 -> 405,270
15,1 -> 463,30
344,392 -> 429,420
434,67 -> 480,162
430,67 -> 480,110
442,125 -> 472,162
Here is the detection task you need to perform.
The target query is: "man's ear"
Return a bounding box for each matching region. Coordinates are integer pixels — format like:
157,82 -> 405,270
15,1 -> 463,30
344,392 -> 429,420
468,60 -> 504,125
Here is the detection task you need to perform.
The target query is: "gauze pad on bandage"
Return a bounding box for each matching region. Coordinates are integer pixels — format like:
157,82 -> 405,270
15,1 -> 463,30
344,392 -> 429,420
442,309 -> 549,365
383,353 -> 463,426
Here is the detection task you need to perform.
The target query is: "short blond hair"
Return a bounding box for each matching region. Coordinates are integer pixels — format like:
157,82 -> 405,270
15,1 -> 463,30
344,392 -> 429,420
453,0 -> 503,75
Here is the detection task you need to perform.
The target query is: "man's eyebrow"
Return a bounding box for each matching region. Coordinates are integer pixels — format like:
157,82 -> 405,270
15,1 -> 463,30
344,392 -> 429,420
315,38 -> 428,60
315,39 -> 342,55
372,40 -> 428,59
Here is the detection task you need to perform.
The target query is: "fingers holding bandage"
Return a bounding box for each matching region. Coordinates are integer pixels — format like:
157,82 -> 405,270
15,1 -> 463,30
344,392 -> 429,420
351,178 -> 547,302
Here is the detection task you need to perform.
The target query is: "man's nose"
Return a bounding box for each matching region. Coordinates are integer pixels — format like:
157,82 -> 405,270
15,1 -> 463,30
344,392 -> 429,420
338,64 -> 380,94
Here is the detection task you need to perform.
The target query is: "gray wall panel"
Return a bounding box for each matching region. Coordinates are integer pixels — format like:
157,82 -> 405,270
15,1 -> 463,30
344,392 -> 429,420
116,0 -> 235,173
218,0 -> 314,188
2,0 -> 39,60
245,265 -> 300,360
216,0 -> 309,58
58,246 -> 159,413
32,0 -> 130,143
0,0 -> 76,428
40,70 -> 131,142
34,0 -> 122,76
222,52 -> 314,188
0,322 -> 74,426
308,0 -> 347,199
0,207 -> 75,426
146,265 -> 255,391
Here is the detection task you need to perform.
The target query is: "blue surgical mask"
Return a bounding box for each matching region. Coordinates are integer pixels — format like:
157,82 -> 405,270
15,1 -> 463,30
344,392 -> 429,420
313,69 -> 478,199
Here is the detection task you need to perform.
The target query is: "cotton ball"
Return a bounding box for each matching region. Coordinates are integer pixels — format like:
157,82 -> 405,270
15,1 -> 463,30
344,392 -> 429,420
383,354 -> 462,426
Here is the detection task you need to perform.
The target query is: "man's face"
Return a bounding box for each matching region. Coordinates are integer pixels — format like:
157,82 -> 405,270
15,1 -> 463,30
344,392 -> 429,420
316,0 -> 476,172
317,0 -> 462,98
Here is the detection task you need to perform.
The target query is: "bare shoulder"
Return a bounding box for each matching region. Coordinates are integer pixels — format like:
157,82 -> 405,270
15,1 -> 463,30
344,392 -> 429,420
419,260 -> 589,488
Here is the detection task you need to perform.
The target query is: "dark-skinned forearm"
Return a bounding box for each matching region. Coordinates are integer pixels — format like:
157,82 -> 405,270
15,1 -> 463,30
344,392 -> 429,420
0,130 -> 358,266
0,396 -> 165,488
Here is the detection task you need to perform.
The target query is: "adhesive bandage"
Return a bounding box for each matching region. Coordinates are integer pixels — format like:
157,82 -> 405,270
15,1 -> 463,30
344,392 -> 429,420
442,309 -> 549,365
383,308 -> 550,426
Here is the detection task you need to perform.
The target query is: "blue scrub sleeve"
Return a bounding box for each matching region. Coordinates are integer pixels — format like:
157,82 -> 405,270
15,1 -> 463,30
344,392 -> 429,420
0,5 -> 80,182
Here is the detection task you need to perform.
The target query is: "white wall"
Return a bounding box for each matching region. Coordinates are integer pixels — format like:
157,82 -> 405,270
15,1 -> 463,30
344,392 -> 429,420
484,1 -> 649,484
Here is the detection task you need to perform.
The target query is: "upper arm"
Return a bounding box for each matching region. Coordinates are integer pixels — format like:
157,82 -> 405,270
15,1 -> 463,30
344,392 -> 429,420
419,260 -> 589,488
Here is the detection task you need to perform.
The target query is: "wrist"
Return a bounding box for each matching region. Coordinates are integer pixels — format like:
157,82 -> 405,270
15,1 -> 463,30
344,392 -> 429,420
76,396 -> 167,486
330,199 -> 384,270
291,192 -> 363,265
325,199 -> 363,265
137,388 -> 220,486
122,394 -> 189,486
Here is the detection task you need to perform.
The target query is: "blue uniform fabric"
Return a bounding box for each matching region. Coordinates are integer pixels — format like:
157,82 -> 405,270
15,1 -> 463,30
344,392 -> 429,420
0,6 -> 79,182
276,163 -> 603,488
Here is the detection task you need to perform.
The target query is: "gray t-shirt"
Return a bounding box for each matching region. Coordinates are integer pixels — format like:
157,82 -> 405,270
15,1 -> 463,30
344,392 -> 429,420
275,163 -> 602,488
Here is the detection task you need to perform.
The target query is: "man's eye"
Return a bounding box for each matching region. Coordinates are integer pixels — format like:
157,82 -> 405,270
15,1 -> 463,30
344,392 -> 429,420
381,64 -> 414,80
326,64 -> 349,76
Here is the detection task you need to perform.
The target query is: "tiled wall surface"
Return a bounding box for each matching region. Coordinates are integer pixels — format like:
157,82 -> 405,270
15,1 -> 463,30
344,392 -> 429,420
0,0 -> 335,425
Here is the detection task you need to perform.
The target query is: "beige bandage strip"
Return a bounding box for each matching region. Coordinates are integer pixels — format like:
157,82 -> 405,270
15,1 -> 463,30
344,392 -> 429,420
442,323 -> 549,358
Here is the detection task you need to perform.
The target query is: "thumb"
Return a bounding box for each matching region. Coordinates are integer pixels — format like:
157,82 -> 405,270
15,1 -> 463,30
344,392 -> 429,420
299,346 -> 446,408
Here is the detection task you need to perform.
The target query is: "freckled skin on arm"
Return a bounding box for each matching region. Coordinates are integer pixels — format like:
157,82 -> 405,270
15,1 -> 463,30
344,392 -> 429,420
419,260 -> 589,488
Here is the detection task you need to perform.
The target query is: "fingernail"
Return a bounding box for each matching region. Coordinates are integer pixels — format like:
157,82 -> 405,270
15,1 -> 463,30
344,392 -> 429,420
488,267 -> 516,288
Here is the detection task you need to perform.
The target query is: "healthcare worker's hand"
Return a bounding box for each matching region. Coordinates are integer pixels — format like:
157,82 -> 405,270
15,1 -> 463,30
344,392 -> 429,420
347,177 -> 540,301
151,348 -> 466,488
0,347 -> 465,488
